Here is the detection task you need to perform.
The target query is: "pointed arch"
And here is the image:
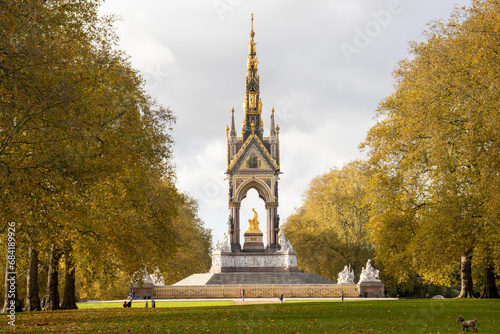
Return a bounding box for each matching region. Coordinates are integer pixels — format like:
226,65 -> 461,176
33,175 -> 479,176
236,179 -> 272,203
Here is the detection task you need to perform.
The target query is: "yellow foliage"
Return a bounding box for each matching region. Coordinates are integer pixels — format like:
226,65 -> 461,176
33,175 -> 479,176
282,160 -> 374,281
361,0 -> 500,288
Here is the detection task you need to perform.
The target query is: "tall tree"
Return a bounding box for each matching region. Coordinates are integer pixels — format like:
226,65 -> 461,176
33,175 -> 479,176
361,0 -> 500,297
60,243 -> 77,310
1,0 -> 188,307
25,248 -> 40,311
160,194 -> 213,285
282,160 -> 374,281
44,244 -> 62,311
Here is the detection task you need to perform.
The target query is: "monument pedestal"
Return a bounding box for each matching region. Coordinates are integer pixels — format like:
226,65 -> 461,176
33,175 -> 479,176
242,231 -> 265,252
358,280 -> 385,298
209,250 -> 299,273
357,259 -> 384,297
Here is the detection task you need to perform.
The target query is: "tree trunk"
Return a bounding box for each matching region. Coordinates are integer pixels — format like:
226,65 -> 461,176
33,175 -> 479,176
45,244 -> 63,310
480,259 -> 499,299
2,250 -> 23,313
457,252 -> 474,298
60,243 -> 78,309
25,247 -> 41,311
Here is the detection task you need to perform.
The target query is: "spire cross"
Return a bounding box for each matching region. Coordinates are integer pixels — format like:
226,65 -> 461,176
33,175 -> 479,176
250,13 -> 255,40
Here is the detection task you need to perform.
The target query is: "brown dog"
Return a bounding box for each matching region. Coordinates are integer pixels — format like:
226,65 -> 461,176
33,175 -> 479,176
457,316 -> 478,332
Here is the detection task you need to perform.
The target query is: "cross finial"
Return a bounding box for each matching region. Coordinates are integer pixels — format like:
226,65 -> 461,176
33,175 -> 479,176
250,13 -> 255,40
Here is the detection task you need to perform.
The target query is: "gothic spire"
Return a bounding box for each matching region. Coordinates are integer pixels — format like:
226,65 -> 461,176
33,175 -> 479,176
250,13 -> 255,41
230,108 -> 237,138
245,13 -> 259,96
270,107 -> 276,138
243,13 -> 263,140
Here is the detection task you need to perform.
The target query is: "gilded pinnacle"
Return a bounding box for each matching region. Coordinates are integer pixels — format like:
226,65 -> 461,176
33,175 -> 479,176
250,13 -> 255,40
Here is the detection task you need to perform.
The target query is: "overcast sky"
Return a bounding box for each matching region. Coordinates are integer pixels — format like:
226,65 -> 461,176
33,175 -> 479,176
99,0 -> 471,245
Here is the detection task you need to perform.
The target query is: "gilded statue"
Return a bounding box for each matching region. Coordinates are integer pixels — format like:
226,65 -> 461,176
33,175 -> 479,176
250,94 -> 256,109
247,208 -> 261,232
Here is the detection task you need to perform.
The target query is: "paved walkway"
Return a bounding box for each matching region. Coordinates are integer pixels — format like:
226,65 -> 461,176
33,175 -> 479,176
88,297 -> 398,305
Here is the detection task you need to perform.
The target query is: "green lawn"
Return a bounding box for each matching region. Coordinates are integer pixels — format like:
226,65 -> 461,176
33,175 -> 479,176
76,300 -> 234,309
6,299 -> 500,333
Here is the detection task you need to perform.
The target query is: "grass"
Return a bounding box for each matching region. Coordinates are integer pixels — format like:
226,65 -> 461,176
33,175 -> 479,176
4,299 -> 500,333
76,300 -> 234,309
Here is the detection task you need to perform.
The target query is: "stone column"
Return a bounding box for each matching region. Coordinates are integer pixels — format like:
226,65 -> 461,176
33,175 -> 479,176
265,202 -> 279,251
266,207 -> 272,245
229,202 -> 241,252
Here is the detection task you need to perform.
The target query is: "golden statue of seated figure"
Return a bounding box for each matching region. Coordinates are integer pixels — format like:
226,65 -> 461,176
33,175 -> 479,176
246,208 -> 261,233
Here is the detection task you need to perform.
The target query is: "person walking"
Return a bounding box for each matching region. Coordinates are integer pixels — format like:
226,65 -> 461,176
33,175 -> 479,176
241,289 -> 245,301
151,299 -> 156,308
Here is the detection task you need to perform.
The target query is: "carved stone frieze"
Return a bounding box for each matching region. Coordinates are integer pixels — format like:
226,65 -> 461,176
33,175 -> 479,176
210,251 -> 297,270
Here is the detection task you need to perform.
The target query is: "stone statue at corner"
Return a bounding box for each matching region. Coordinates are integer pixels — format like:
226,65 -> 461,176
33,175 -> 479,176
214,233 -> 231,252
222,233 -> 231,252
278,234 -> 293,252
227,215 -> 233,234
337,264 -> 355,284
359,259 -> 380,282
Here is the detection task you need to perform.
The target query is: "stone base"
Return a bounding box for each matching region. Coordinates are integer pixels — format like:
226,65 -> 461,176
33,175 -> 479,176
230,243 -> 242,253
214,266 -> 300,273
204,272 -> 334,285
265,243 -> 281,252
129,284 -> 154,300
155,282 -> 359,299
358,280 -> 385,298
210,251 -> 298,273
242,232 -> 265,252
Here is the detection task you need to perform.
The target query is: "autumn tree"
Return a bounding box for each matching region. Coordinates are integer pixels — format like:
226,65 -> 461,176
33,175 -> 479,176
75,191 -> 212,300
282,160 -> 374,282
160,194 -> 213,285
361,0 -> 500,298
1,0 -> 212,310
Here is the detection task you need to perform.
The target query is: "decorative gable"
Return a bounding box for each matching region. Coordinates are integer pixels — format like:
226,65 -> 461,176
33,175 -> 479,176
236,145 -> 271,171
228,134 -> 278,173
247,77 -> 259,92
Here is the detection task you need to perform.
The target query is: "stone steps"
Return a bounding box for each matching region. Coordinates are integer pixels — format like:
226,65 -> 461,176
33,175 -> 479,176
173,273 -> 214,286
205,272 -> 335,285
